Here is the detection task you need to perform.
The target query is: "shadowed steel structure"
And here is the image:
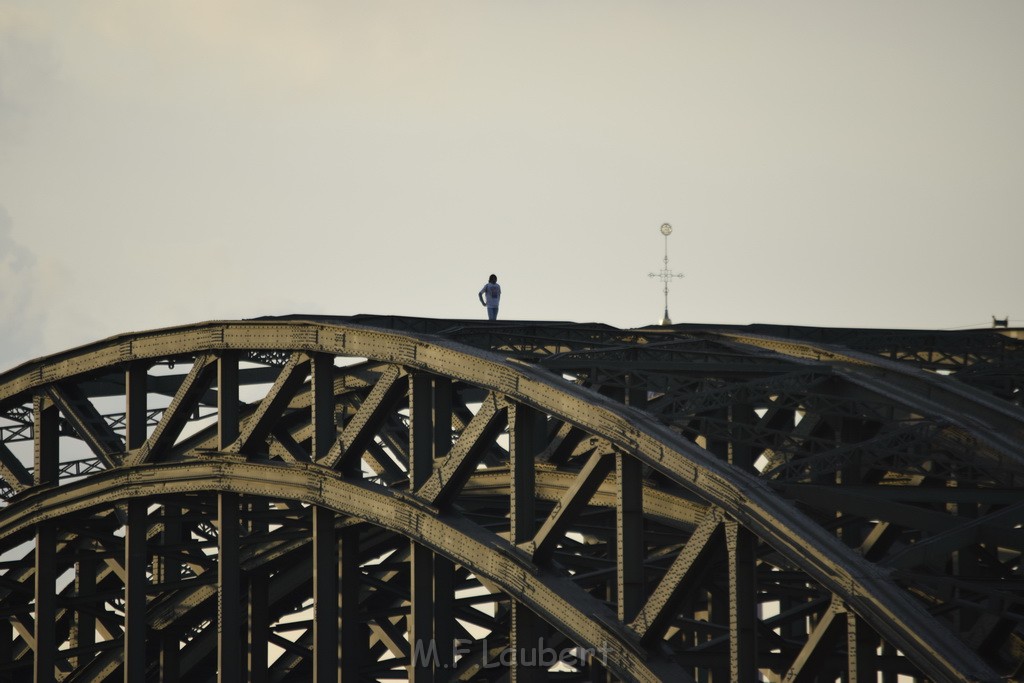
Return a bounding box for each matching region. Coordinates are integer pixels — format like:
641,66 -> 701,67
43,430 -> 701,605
0,314 -> 1022,682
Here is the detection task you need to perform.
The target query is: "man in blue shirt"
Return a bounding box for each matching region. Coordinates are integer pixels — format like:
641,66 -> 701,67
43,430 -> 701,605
478,274 -> 502,321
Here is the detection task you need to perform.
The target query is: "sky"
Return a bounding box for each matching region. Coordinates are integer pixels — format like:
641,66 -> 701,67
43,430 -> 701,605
1,2 -> 1022,371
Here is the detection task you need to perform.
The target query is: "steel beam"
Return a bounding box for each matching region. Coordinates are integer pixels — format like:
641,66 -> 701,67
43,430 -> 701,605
124,499 -> 147,683
159,503 -> 183,683
322,364 -> 405,475
510,404 -> 544,682
631,511 -> 722,646
617,452 -> 644,623
130,355 -> 217,465
218,492 -> 241,683
34,521 -> 56,683
339,526 -> 362,679
782,600 -> 843,682
229,353 -> 309,455
125,362 -> 149,452
47,384 -> 122,465
246,574 -> 268,683
218,351 -> 240,451
725,520 -> 757,681
33,394 -> 58,486
70,547 -> 97,671
311,353 -> 335,460
414,392 -> 506,508
0,441 -> 29,493
312,506 -> 338,683
529,450 -> 614,565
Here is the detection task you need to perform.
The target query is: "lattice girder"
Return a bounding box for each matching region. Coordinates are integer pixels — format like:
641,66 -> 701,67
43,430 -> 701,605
0,317 -> 1017,682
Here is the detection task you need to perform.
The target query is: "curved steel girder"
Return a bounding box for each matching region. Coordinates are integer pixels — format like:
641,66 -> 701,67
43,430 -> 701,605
714,331 -> 1024,468
0,459 -> 683,683
6,468 -> 701,675
10,466 -> 701,680
0,319 -> 999,681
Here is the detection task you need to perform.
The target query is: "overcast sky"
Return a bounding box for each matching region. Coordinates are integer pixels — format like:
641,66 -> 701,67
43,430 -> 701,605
1,2 -> 1022,370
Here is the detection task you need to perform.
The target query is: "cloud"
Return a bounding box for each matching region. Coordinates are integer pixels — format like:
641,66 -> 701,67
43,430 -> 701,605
0,206 -> 44,371
0,7 -> 61,140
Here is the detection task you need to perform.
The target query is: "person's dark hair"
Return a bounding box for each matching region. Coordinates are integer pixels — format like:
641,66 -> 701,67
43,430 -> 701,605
488,274 -> 497,283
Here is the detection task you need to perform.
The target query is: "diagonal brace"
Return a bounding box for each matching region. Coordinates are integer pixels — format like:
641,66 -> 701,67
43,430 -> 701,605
781,598 -> 845,682
415,393 -> 507,508
321,364 -> 406,475
630,509 -> 724,644
47,384 -> 123,467
228,353 -> 310,455
0,442 -> 31,494
127,355 -> 217,466
525,448 -> 615,565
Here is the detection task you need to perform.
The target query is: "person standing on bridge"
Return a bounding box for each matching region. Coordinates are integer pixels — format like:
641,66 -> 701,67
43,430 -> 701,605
478,274 -> 501,321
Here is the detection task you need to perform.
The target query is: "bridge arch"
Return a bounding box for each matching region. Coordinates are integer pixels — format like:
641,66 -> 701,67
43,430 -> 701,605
0,318 -> 1004,681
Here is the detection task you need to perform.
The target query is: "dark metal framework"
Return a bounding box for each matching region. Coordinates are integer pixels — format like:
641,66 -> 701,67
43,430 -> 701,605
0,314 -> 1022,682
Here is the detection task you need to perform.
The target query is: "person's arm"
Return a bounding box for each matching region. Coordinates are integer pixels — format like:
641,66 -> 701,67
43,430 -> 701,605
478,287 -> 486,306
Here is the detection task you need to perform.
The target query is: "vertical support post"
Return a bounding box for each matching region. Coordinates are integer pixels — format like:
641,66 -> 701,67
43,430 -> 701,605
126,362 -> 149,451
625,374 -> 647,411
705,407 -> 730,464
339,526 -> 362,680
34,520 -> 56,683
34,394 -> 59,486
838,418 -> 870,545
838,418 -> 868,486
509,404 -> 540,544
313,507 -> 339,683
708,586 -> 728,681
616,452 -> 643,622
409,373 -> 434,489
218,493 -> 241,683
311,353 -> 335,461
71,547 -> 97,670
124,499 -> 147,683
0,619 -> 12,683
408,373 -> 434,682
410,545 -> 434,682
248,573 -> 268,683
592,529 -> 616,683
846,610 -> 874,682
34,393 -> 58,683
509,403 -> 544,682
218,352 -> 240,451
726,521 -> 757,682
432,552 -> 455,672
432,377 -> 452,460
879,641 -> 898,683
729,404 -> 757,473
159,504 -> 182,683
431,377 -> 455,672
247,498 -> 269,683
611,378 -> 641,682
774,406 -> 803,646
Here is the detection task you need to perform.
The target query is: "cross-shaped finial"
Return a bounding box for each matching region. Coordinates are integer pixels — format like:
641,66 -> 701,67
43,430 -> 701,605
648,223 -> 684,325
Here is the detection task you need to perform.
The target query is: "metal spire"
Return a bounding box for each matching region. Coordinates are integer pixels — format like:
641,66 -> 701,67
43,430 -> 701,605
648,223 -> 684,325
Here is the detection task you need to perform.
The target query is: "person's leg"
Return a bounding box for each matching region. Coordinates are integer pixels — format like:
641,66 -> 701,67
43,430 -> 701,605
488,307 -> 498,321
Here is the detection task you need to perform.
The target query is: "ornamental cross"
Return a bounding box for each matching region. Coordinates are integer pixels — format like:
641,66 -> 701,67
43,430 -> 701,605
648,223 -> 684,326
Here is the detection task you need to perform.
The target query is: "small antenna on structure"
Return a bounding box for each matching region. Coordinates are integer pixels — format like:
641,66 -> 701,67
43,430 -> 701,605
648,223 -> 684,325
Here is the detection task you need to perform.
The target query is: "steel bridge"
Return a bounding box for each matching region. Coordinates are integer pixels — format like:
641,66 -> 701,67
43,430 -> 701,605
1,314 -> 1022,682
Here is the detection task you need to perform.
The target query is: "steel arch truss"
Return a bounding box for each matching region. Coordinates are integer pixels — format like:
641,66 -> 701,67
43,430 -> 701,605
0,318 -> 1021,682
